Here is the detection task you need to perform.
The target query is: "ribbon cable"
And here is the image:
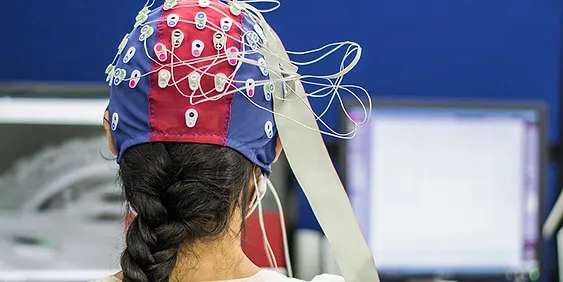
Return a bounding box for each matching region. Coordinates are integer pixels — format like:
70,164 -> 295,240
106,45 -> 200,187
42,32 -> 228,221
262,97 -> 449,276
543,189 -> 563,239
258,26 -> 380,282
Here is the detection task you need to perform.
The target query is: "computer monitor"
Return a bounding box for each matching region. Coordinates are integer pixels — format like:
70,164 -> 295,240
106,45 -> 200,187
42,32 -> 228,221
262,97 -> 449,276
342,100 -> 547,280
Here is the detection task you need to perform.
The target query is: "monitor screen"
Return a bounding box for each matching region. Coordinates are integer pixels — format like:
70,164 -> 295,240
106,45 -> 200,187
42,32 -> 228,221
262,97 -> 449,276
344,102 -> 544,278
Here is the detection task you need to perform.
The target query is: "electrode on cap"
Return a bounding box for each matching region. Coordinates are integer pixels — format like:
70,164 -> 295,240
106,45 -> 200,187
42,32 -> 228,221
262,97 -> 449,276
258,57 -> 269,76
264,121 -> 273,138
123,46 -> 136,64
111,112 -> 119,131
158,69 -> 171,88
215,73 -> 228,92
129,70 -> 141,89
139,25 -> 154,41
185,109 -> 199,128
154,43 -> 168,62
172,29 -> 184,48
192,40 -> 205,57
167,14 -> 180,27
189,71 -> 201,91
221,17 -> 234,32
113,68 -> 126,86
195,12 -> 207,30
199,0 -> 210,8
245,78 -> 255,97
213,32 -> 227,50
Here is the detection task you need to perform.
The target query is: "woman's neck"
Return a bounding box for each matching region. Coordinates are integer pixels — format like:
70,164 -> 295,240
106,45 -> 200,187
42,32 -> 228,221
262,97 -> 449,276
171,234 -> 260,281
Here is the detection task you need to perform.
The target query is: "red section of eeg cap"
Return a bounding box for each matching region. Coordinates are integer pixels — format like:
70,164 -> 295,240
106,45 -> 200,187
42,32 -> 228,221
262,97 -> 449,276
148,1 -> 242,145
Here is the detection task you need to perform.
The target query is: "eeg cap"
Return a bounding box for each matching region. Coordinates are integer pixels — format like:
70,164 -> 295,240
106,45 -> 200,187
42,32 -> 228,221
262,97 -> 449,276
106,0 -> 277,173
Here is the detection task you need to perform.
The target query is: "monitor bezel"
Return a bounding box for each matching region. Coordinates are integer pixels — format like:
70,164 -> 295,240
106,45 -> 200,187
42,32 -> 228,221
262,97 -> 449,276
338,98 -> 548,280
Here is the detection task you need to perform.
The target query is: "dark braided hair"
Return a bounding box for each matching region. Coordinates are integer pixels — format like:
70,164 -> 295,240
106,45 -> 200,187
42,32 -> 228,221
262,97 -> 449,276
118,143 -> 254,282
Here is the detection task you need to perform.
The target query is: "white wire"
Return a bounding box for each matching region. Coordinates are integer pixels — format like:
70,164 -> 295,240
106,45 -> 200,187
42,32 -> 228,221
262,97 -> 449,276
108,0 -> 372,142
266,179 -> 293,277
246,175 -> 267,218
254,174 -> 278,268
238,0 -> 281,13
136,46 -> 367,137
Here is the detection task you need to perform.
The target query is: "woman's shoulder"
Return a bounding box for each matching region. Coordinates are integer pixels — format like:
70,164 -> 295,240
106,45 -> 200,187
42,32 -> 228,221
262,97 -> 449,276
291,274 -> 343,282
308,274 -> 345,282
260,269 -> 344,282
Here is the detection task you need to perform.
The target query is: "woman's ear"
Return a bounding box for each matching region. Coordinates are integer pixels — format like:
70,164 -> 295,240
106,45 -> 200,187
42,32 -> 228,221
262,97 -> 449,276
104,110 -> 119,156
273,136 -> 283,163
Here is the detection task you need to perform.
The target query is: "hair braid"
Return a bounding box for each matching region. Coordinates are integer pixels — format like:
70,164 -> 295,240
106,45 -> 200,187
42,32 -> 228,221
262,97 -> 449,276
118,143 -> 254,282
120,144 -> 186,282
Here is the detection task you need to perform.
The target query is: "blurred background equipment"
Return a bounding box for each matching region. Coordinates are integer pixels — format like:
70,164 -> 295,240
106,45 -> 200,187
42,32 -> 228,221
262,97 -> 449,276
0,97 -> 123,281
342,100 -> 546,281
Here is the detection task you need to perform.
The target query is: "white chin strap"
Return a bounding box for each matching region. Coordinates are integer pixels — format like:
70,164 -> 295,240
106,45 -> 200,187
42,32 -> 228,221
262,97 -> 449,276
258,25 -> 380,282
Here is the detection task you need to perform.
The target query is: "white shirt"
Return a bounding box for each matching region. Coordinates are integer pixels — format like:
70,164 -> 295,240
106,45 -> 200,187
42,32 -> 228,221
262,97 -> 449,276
93,269 -> 344,282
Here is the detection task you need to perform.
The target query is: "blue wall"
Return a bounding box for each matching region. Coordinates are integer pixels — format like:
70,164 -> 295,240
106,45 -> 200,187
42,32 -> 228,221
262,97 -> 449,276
1,0 -> 561,138
1,0 -> 562,280
1,0 -> 561,137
